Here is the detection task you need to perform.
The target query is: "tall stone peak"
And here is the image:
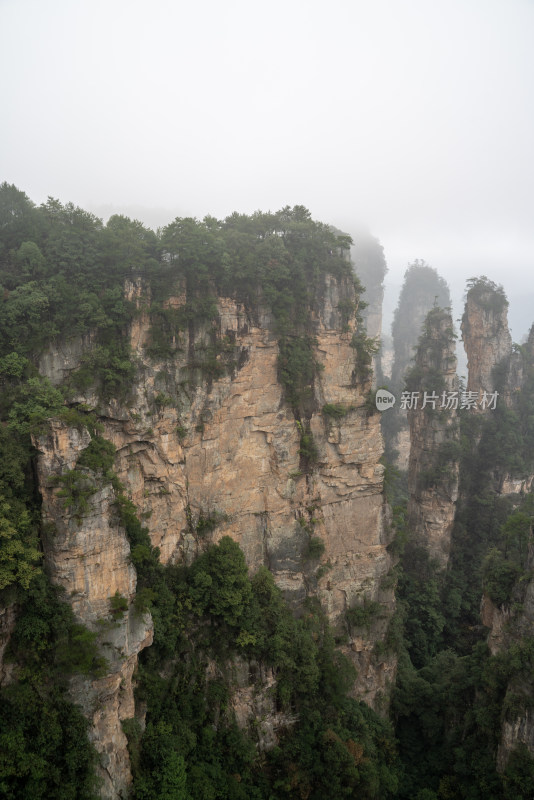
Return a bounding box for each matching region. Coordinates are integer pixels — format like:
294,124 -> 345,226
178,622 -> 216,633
461,276 -> 512,398
385,261 -> 451,471
406,308 -> 459,569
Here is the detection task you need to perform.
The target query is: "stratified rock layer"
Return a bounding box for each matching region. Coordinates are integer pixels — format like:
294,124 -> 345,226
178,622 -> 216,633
35,275 -> 396,797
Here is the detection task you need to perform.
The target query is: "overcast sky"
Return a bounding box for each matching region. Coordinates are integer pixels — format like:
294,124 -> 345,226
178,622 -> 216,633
2,0 -> 534,338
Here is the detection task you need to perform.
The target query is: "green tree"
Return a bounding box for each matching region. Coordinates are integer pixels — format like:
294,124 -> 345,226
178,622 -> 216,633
0,497 -> 41,591
103,214 -> 159,277
0,182 -> 42,267
189,536 -> 252,627
15,241 -> 45,280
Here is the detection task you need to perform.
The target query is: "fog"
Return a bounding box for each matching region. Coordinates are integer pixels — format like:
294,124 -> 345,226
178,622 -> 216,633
2,0 -> 533,339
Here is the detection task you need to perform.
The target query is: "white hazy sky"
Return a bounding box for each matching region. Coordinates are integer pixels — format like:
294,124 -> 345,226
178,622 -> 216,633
2,0 -> 534,337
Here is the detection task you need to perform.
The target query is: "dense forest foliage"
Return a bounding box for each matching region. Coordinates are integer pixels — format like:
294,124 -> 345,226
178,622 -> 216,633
0,184 -> 388,798
387,299 -> 534,800
1,184 -> 534,798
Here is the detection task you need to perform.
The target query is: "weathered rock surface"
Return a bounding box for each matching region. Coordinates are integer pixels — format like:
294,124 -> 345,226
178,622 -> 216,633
70,610 -> 153,800
392,427 -> 410,472
0,603 -> 17,686
34,419 -> 153,800
482,567 -> 534,772
351,232 -> 387,386
461,283 -> 512,400
39,331 -> 97,387
225,657 -> 298,752
35,274 -> 396,795
462,292 -> 534,775
407,310 -> 459,569
480,593 -> 512,657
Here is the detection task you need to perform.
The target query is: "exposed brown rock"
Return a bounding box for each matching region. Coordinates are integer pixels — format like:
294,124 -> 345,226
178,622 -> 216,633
407,309 -> 459,569
481,548 -> 534,771
0,603 -> 17,686
35,274 -> 396,794
461,281 -> 512,400
485,592 -> 534,773
33,420 -> 153,800
226,657 -> 298,752
480,593 -> 512,656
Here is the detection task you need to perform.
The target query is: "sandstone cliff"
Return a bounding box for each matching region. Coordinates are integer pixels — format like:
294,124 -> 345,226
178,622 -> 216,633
387,263 -> 451,472
406,308 -> 459,569
351,231 -> 387,386
462,283 -> 534,773
461,278 -> 512,401
481,550 -> 534,773
34,419 -> 153,799
34,274 -> 396,797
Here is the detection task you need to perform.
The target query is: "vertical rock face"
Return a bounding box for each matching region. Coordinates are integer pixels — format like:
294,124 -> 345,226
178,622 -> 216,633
0,603 -> 17,686
225,657 -> 298,752
463,294 -> 534,774
351,231 -> 387,386
388,263 -> 451,472
481,549 -> 534,772
391,298 -> 432,389
35,274 -> 396,795
360,281 -> 383,347
358,279 -> 383,389
406,309 -> 459,569
461,280 -> 512,399
34,420 -> 153,800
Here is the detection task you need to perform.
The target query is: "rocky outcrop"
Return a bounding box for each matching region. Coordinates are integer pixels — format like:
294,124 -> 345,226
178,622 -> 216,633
463,290 -> 534,775
34,420 -> 153,800
351,231 -> 387,387
35,274 -> 396,795
226,658 -> 298,752
392,428 -> 410,472
406,309 -> 459,569
387,263 -> 451,472
498,711 -> 534,773
380,334 -> 394,381
480,594 -> 512,657
69,614 -> 153,800
461,279 -> 512,400
481,560 -> 534,772
462,287 -> 534,499
0,603 -> 17,686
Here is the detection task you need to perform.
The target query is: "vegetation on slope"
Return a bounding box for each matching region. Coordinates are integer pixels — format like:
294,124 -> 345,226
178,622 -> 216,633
0,184 -> 383,798
122,535 -> 399,799
4,183 -> 534,799
385,285 -> 534,799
